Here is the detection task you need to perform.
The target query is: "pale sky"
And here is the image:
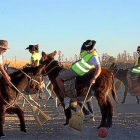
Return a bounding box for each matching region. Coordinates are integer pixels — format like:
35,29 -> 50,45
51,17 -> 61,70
1,0 -> 140,60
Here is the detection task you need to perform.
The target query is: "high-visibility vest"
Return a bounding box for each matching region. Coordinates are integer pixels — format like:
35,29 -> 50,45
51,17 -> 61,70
72,51 -> 98,76
30,53 -> 41,66
131,56 -> 140,73
80,51 -> 87,58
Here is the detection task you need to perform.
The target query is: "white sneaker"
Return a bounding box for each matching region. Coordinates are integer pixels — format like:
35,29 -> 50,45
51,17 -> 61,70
64,97 -> 70,109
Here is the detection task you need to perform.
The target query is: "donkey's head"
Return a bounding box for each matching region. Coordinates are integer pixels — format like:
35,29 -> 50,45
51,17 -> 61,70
39,51 -> 61,77
109,62 -> 118,70
40,51 -> 57,65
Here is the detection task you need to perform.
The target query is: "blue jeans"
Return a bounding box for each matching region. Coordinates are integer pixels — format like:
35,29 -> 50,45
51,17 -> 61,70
78,100 -> 94,116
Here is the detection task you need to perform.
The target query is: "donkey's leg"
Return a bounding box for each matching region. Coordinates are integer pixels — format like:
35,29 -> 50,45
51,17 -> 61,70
121,87 -> 128,104
55,97 -> 58,109
22,97 -> 26,107
136,96 -> 140,104
106,96 -> 113,128
97,96 -> 108,129
21,91 -> 26,107
28,95 -> 40,107
0,105 -> 6,138
45,82 -> 52,100
6,107 -> 26,133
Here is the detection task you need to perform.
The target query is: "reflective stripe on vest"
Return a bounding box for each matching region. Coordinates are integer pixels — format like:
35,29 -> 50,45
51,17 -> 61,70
30,53 -> 41,66
72,51 -> 98,76
131,56 -> 140,73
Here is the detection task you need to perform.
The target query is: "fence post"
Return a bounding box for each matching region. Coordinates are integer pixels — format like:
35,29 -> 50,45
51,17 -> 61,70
15,56 -> 17,64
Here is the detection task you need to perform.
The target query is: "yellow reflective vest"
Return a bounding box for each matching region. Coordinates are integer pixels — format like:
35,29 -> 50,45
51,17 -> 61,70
72,51 -> 98,76
30,53 -> 41,66
131,56 -> 140,73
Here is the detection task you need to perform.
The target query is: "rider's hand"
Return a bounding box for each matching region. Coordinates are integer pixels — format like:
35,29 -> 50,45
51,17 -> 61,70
90,78 -> 96,85
4,65 -> 7,71
4,74 -> 11,83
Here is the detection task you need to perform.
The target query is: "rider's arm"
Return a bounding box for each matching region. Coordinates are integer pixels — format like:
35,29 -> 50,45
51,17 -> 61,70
88,55 -> 101,85
93,64 -> 101,80
0,64 -> 10,82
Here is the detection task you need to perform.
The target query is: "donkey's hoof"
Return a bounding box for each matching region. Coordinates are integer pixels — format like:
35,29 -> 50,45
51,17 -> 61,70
106,123 -> 112,128
64,122 -> 69,126
97,124 -> 107,129
121,101 -> 125,104
21,131 -> 26,136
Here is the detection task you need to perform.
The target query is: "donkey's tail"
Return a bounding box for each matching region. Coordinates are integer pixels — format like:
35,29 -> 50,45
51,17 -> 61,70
111,74 -> 118,103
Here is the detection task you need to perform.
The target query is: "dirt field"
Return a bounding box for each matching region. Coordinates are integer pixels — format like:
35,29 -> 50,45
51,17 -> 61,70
3,59 -> 29,69
3,84 -> 140,140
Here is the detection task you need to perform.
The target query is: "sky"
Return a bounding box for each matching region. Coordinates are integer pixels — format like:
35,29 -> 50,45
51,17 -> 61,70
1,0 -> 140,61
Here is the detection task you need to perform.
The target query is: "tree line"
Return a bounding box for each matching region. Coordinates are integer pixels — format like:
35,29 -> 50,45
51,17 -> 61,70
58,50 -> 138,69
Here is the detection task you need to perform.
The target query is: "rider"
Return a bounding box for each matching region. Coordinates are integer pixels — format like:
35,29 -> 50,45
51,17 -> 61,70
56,40 -> 101,109
78,45 -> 96,121
0,40 -> 11,82
25,45 -> 41,67
127,46 -> 140,93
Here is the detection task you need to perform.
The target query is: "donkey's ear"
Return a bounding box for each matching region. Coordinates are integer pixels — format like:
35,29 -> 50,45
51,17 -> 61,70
49,50 -> 57,58
42,51 -> 47,59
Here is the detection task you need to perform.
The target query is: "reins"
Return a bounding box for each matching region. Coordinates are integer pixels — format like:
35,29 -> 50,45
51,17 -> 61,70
42,66 -> 60,76
0,85 -> 18,108
0,70 -> 41,108
42,60 -> 61,76
114,68 -> 119,77
21,70 -> 40,84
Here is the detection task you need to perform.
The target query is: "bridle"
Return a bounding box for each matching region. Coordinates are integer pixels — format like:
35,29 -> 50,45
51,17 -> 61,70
42,60 -> 60,76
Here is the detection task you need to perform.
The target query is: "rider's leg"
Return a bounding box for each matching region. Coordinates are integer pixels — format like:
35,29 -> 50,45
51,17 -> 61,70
56,68 -> 79,109
126,73 -> 132,87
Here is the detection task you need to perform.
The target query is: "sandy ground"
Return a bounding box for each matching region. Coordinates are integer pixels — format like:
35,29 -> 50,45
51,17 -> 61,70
3,84 -> 140,140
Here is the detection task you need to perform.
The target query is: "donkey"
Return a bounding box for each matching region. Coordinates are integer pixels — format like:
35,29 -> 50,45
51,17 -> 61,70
0,65 -> 44,138
109,63 -> 140,104
40,51 -> 118,128
41,76 -> 58,109
4,62 -> 56,108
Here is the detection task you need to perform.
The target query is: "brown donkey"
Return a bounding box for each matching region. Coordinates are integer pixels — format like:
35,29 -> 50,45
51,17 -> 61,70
40,51 -> 118,129
110,63 -> 140,104
0,65 -> 44,138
